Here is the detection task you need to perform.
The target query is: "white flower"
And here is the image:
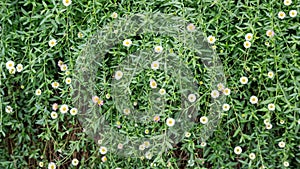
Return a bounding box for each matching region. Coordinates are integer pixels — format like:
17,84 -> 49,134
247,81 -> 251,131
48,162 -> 56,169
123,108 -> 130,115
278,11 -> 286,19
115,71 -> 123,80
5,106 -> 13,113
266,30 -> 275,38
77,32 -> 83,38
16,64 -> 23,72
245,33 -> 253,41
283,161 -> 289,167
207,35 -> 216,44
266,123 -> 273,129
99,146 -> 107,155
289,10 -> 297,17
264,119 -> 270,125
159,89 -> 166,95
65,77 -> 72,84
234,146 -> 242,155
268,71 -> 274,78
154,46 -> 163,53
6,60 -> 15,70
39,162 -> 44,167
48,39 -> 57,47
166,118 -> 175,127
217,83 -> 225,91
62,0 -> 72,7
187,23 -> 196,32
150,80 -> 157,89
145,151 -> 152,159
188,94 -> 196,103
35,89 -> 42,96
243,41 -> 251,48
51,82 -> 59,89
139,144 -> 145,151
222,104 -> 230,111
268,103 -> 275,111
101,156 -> 107,162
249,153 -> 256,160
60,64 -> 68,71
60,104 -> 69,114
70,108 -> 78,115
223,88 -> 231,96
250,96 -> 258,104
278,141 -> 286,148
123,39 -> 132,47
143,141 -> 150,148
151,61 -> 159,70
71,158 -> 79,166
200,142 -> 207,147
50,112 -> 58,119
240,76 -> 248,84
111,12 -> 118,19
9,67 -> 16,74
200,116 -> 208,124
185,132 -> 191,138
284,0 -> 292,6
211,90 -> 220,99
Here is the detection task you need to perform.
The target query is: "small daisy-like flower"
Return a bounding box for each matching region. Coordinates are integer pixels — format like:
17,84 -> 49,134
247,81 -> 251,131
123,108 -> 130,115
70,108 -> 78,115
280,119 -> 285,124
278,141 -> 286,148
284,0 -> 292,6
188,94 -> 196,103
200,116 -> 208,124
153,115 -> 160,122
145,151 -> 152,159
50,112 -> 58,119
264,119 -> 270,125
65,77 -> 72,85
151,61 -> 159,70
268,103 -> 275,111
9,67 -> 16,74
265,42 -> 270,46
62,0 -> 72,7
150,80 -> 157,89
71,158 -> 79,166
58,60 -> 63,67
92,96 -> 99,104
289,10 -> 297,18
77,32 -> 83,38
145,129 -> 149,134
52,103 -> 58,111
166,117 -> 175,127
266,123 -> 273,129
159,88 -> 166,95
51,82 -> 59,89
105,93 -> 110,99
249,153 -> 256,160
250,96 -> 258,104
133,101 -> 138,106
185,132 -> 191,138
223,88 -> 231,96
99,146 -> 107,155
115,70 -> 123,80
60,64 -> 68,71
39,161 -> 44,167
245,33 -> 253,41
268,71 -> 274,78
266,30 -> 275,38
111,12 -> 118,19
48,39 -> 57,47
222,104 -> 230,111
234,146 -> 242,155
211,90 -> 220,99
16,64 -> 23,72
6,60 -> 15,70
48,162 -> 56,169
201,142 -> 207,147
143,141 -> 150,148
243,41 -> 251,48
139,144 -> 145,151
123,39 -> 132,47
240,76 -> 248,84
101,156 -> 107,162
283,161 -> 289,167
187,23 -> 196,32
278,11 -> 286,19
117,143 -> 123,149
60,104 -> 69,114
5,106 -> 13,113
207,35 -> 216,44
35,89 -> 42,96
154,46 -> 163,53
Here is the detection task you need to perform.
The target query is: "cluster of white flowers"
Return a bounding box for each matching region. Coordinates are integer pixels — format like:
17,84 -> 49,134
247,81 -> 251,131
5,60 -> 23,74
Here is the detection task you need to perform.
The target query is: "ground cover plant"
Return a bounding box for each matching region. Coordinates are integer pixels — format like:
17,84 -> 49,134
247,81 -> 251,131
0,0 -> 299,168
